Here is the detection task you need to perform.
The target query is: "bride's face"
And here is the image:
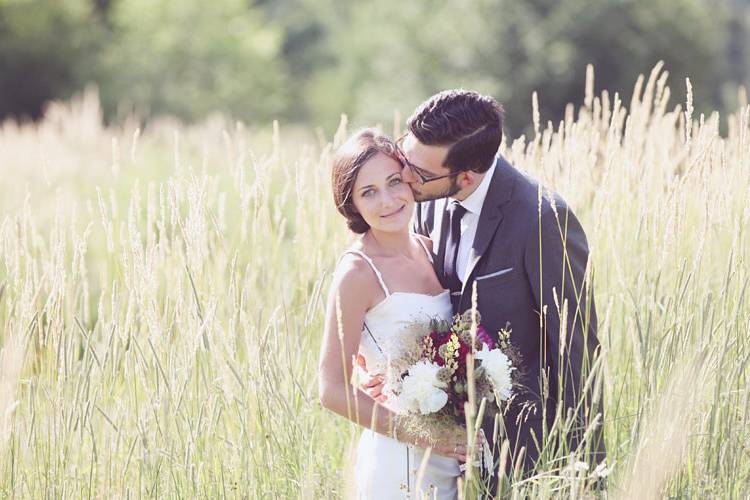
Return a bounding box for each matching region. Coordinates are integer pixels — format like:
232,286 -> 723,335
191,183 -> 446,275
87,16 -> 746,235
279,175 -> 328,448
352,152 -> 414,234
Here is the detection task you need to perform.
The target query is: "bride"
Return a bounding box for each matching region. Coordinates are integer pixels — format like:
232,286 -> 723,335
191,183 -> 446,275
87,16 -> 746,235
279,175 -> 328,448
318,129 -> 466,499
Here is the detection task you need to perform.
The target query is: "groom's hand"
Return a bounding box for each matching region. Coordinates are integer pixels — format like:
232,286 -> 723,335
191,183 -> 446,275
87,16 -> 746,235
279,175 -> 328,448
430,437 -> 469,462
362,375 -> 387,403
356,354 -> 387,403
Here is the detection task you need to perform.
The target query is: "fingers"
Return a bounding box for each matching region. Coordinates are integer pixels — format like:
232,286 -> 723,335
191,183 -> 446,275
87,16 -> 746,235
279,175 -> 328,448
361,375 -> 383,389
355,355 -> 386,402
366,386 -> 382,399
360,374 -> 387,402
433,444 -> 467,462
362,376 -> 384,395
367,386 -> 387,402
446,452 -> 467,462
356,354 -> 367,369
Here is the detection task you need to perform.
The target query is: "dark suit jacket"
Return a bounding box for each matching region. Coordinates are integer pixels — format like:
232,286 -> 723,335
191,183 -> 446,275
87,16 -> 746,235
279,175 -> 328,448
414,156 -> 606,473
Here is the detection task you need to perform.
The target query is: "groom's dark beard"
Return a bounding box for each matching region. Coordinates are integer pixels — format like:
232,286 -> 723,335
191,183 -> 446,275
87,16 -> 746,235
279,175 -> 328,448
411,176 -> 461,202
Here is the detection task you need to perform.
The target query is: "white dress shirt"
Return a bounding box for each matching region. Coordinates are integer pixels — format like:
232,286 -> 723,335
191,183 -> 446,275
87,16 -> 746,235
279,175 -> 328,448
451,161 -> 496,283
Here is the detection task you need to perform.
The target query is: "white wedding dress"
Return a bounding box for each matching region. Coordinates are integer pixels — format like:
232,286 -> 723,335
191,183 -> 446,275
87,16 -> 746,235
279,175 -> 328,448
345,239 -> 461,499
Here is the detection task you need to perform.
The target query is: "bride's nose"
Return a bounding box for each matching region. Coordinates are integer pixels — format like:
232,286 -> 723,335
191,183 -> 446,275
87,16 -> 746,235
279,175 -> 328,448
380,189 -> 399,209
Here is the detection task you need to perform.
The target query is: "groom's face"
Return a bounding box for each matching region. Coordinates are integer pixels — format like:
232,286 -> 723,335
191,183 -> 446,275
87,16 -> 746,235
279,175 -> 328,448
399,134 -> 460,202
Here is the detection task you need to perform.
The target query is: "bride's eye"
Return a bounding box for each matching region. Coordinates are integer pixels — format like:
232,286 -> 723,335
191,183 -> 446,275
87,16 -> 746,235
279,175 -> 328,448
389,177 -> 402,186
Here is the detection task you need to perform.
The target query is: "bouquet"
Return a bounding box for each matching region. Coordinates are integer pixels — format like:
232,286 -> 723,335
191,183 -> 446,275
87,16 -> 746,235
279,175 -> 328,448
381,310 -> 519,452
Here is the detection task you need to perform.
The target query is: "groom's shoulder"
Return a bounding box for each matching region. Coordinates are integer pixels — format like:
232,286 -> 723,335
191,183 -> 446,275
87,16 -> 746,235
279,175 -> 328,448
500,159 -> 572,216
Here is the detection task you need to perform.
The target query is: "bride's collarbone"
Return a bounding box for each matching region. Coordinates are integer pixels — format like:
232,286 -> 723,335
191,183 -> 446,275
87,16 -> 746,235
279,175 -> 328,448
380,270 -> 443,296
351,248 -> 441,295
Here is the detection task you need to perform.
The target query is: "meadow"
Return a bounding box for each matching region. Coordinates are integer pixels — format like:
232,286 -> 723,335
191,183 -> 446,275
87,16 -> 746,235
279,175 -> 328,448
0,65 -> 749,498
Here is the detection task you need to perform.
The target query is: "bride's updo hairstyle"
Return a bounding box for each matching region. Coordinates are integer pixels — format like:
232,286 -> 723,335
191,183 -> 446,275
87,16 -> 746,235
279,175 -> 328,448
331,128 -> 401,234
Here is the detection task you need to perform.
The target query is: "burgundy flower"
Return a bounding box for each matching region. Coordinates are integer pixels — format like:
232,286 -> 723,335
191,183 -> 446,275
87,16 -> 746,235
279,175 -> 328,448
476,324 -> 495,349
434,353 -> 445,366
457,341 -> 471,365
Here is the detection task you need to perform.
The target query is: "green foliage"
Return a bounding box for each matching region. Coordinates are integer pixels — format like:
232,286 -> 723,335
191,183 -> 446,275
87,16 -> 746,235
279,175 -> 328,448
300,1 -> 494,131
96,0 -> 289,123
0,0 -> 102,120
474,0 -> 730,133
0,0 -> 747,131
293,0 -> 734,135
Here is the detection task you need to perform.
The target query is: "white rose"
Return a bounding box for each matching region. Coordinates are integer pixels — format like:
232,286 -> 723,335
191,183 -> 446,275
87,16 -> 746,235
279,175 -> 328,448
398,361 -> 449,415
475,345 -> 514,401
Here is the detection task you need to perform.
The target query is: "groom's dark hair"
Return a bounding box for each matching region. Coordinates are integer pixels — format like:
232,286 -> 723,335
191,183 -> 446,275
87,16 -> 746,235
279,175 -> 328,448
407,89 -> 504,174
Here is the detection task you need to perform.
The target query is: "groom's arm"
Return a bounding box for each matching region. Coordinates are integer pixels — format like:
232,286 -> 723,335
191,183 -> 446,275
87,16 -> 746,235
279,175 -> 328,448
523,202 -> 604,458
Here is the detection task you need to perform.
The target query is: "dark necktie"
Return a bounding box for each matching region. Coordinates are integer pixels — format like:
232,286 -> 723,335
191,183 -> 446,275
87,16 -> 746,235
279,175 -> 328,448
443,200 -> 467,309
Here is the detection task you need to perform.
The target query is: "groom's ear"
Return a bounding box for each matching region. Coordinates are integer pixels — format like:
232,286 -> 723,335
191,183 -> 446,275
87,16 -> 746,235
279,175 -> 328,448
458,170 -> 478,188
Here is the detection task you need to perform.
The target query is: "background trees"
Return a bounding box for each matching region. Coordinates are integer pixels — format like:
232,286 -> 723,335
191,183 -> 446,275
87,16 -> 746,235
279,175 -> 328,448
0,0 -> 747,135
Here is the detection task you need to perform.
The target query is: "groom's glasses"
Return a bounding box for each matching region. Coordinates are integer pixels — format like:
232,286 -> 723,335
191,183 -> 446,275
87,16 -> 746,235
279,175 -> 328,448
395,133 -> 461,185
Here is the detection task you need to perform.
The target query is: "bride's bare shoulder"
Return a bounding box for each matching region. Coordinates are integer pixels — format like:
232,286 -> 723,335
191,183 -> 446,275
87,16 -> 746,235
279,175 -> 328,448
335,251 -> 369,274
332,251 -> 379,296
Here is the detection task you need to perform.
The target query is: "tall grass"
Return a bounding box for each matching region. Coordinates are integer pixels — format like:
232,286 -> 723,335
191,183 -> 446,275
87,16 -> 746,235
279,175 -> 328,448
0,65 -> 748,498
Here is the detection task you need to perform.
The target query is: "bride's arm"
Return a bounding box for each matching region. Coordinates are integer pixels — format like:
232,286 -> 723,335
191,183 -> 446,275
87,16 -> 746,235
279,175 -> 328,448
318,256 -> 396,434
317,256 -> 468,461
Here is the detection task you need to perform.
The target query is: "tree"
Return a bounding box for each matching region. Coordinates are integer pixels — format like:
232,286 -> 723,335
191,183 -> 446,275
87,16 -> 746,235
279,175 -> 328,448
95,0 -> 290,123
0,0 -> 102,121
299,0 -> 731,137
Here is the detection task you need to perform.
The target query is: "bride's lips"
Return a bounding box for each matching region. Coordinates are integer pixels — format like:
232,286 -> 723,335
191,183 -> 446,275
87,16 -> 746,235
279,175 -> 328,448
381,205 -> 406,218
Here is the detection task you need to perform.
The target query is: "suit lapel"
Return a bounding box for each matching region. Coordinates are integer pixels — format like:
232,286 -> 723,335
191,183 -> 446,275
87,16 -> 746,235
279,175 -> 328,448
463,209 -> 504,292
461,156 -> 516,294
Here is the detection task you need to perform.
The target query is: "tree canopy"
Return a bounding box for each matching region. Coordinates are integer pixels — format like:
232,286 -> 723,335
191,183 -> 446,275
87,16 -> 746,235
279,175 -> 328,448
0,0 -> 747,135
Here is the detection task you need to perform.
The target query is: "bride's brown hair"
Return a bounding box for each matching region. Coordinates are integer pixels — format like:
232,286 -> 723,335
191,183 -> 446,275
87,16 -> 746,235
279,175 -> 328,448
331,128 -> 401,234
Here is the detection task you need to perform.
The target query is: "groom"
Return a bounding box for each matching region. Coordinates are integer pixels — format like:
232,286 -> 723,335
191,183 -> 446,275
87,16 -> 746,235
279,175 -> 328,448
395,89 -> 606,478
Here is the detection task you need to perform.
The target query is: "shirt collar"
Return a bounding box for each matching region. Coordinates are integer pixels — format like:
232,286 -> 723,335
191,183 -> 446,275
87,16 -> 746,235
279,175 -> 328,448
454,160 -> 496,216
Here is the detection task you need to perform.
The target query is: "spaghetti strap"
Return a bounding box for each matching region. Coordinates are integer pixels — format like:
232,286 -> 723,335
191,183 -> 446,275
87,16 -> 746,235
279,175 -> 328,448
341,250 -> 391,297
413,235 -> 434,263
